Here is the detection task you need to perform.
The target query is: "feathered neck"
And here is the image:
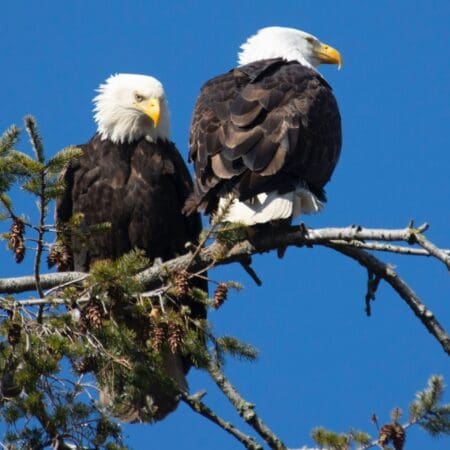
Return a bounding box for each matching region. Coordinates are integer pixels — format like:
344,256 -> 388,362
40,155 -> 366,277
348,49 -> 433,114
238,27 -> 317,70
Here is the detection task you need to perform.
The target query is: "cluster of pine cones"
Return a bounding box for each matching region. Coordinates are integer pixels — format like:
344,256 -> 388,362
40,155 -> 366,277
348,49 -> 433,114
378,423 -> 405,450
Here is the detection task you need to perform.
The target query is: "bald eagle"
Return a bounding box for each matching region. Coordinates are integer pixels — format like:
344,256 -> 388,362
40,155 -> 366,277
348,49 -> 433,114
56,74 -> 204,423
185,27 -> 342,225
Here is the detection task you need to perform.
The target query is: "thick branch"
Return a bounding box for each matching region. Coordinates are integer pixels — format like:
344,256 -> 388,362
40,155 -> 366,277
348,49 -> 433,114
0,272 -> 86,294
0,224 -> 441,294
181,392 -> 263,450
1,224 -> 448,356
208,361 -> 287,450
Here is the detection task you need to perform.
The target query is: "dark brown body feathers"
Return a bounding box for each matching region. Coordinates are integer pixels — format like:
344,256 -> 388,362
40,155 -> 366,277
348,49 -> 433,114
186,58 -> 342,215
57,134 -> 201,270
56,134 -> 204,423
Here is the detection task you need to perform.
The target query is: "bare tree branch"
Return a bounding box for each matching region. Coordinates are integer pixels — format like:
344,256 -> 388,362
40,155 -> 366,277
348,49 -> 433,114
1,223 -> 448,356
181,391 -> 263,450
411,232 -> 450,271
332,240 -> 450,257
327,242 -> 450,356
208,361 -> 287,450
1,224 -> 443,293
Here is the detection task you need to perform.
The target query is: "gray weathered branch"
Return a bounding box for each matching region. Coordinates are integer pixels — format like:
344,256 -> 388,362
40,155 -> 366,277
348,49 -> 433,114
1,223 -> 448,355
327,242 -> 450,356
181,391 -> 263,450
208,361 -> 287,450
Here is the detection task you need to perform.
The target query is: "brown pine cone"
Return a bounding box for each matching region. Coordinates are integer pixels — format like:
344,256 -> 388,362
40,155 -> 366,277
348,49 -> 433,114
10,218 -> 25,263
47,242 -> 72,270
7,323 -> 22,346
379,422 -> 405,450
73,356 -> 97,374
392,423 -> 406,450
174,270 -> 190,298
378,424 -> 395,447
150,322 -> 167,353
168,321 -> 184,353
212,283 -> 228,309
83,301 -> 103,329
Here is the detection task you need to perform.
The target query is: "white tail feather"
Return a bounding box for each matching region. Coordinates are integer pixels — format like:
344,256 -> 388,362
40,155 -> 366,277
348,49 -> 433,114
219,187 -> 323,225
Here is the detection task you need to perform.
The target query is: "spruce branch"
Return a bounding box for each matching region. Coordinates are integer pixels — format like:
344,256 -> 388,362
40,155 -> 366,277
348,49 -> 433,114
25,117 -> 49,319
0,125 -> 20,156
24,115 -> 44,164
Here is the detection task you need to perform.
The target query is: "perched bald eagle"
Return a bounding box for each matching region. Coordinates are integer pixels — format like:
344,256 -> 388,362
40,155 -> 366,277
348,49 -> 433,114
56,74 -> 204,423
185,27 -> 342,225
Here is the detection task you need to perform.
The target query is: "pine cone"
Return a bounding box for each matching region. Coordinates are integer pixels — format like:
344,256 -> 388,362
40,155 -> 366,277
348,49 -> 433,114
378,424 -> 395,447
168,321 -> 184,353
47,242 -> 72,270
174,270 -> 190,298
7,323 -> 21,346
212,282 -> 228,309
83,301 -> 104,329
392,423 -> 406,450
9,218 -> 25,263
73,356 -> 97,374
150,322 -> 167,352
379,423 -> 405,450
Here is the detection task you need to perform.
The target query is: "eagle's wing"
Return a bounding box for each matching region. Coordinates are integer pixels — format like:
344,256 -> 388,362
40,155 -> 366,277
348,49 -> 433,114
187,59 -> 341,214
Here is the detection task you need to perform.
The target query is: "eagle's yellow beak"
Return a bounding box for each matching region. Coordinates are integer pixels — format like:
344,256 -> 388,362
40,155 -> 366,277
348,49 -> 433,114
314,43 -> 342,69
142,97 -> 161,128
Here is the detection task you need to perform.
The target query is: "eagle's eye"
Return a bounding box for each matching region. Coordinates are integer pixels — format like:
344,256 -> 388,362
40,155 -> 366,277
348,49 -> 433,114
305,36 -> 315,44
134,93 -> 145,103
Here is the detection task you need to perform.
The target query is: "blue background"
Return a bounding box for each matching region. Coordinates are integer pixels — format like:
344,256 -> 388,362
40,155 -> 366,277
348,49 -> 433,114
1,1 -> 449,449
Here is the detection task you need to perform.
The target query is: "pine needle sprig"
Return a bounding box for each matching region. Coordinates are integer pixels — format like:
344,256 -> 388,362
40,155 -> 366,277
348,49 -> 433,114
214,336 -> 259,363
409,375 -> 450,437
24,115 -> 44,163
45,145 -> 84,175
0,125 -> 20,156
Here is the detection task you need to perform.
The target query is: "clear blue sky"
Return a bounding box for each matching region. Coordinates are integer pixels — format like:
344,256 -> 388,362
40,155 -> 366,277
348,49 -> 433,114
1,1 -> 449,449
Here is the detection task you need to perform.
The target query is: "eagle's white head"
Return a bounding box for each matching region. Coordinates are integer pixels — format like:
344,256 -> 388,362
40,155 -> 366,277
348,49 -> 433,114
93,74 -> 171,144
238,26 -> 342,70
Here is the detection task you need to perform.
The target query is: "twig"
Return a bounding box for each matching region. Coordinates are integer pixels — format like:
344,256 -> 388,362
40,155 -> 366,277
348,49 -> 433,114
24,116 -> 47,321
208,361 -> 287,450
411,233 -> 450,271
43,274 -> 88,296
331,239 -> 450,257
240,257 -> 263,286
327,242 -> 450,356
365,270 -> 381,316
185,194 -> 236,270
181,392 -> 263,450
